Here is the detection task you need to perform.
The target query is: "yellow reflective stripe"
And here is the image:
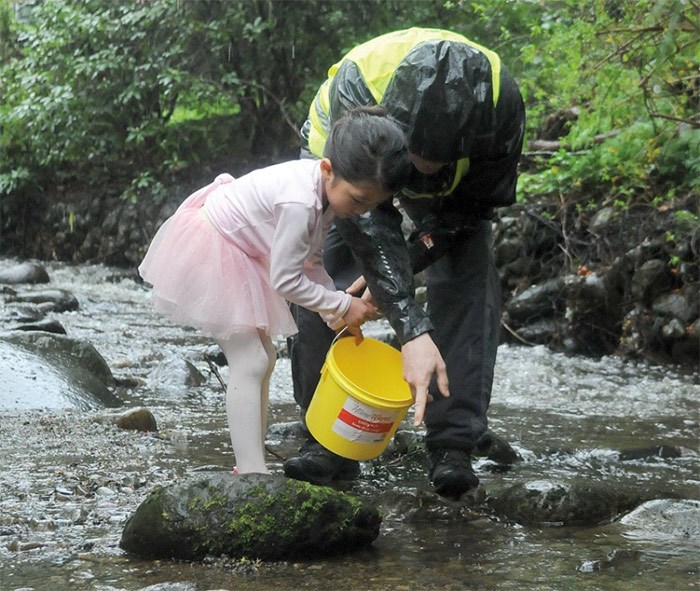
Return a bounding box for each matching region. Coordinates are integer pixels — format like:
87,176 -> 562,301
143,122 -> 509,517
307,79 -> 332,157
341,29 -> 431,102
449,158 -> 471,195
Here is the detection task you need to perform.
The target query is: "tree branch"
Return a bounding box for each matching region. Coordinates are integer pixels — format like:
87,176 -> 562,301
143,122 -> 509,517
527,129 -> 621,152
238,78 -> 301,138
648,112 -> 700,127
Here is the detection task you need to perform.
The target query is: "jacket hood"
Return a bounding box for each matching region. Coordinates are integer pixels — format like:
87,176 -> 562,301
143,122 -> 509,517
383,40 -> 497,163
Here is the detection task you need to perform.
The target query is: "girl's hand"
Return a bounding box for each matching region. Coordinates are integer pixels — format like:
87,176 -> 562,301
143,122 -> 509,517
342,297 -> 377,344
344,323 -> 364,344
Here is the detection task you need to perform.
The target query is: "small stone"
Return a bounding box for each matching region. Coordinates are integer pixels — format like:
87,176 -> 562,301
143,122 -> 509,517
116,407 -> 158,432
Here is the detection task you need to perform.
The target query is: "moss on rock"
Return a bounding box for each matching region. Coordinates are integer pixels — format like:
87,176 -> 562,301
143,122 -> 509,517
120,473 -> 381,561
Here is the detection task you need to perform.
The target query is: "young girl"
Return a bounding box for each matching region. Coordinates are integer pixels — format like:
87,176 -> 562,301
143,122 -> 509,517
138,106 -> 409,474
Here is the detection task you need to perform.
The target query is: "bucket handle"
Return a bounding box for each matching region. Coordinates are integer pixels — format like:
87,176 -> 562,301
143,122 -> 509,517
332,325 -> 349,344
324,326 -> 350,363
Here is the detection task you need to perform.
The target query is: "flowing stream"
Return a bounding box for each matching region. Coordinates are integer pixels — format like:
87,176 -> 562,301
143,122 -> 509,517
1,261 -> 698,591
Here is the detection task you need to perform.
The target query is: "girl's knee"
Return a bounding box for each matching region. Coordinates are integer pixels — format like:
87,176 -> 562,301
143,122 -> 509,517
217,332 -> 275,380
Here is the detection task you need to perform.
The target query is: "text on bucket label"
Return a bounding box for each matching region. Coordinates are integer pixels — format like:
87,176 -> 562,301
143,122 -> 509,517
332,396 -> 400,444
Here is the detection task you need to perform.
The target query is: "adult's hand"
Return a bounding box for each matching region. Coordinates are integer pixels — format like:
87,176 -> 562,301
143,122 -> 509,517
401,333 -> 449,426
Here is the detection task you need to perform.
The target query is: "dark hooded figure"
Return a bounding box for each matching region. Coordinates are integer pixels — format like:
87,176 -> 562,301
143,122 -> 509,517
285,27 -> 526,499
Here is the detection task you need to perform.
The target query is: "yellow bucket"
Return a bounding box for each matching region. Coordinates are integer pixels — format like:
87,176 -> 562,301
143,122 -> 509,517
306,336 -> 413,461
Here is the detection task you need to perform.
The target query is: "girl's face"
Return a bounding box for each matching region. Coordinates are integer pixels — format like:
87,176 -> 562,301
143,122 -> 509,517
321,159 -> 392,218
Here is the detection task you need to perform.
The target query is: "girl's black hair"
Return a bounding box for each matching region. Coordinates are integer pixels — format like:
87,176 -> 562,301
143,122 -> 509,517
323,106 -> 410,193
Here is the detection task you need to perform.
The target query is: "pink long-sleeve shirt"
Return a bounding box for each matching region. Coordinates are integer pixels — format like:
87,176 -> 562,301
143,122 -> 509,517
201,159 -> 352,329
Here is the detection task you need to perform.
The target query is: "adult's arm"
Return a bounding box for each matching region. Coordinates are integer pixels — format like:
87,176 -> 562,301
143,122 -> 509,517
333,201 -> 433,344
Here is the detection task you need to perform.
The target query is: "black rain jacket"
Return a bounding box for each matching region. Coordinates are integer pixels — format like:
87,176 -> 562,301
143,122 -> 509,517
300,28 -> 525,344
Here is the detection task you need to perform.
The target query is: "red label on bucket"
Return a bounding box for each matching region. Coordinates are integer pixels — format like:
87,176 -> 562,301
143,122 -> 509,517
337,408 -> 394,434
332,397 -> 399,445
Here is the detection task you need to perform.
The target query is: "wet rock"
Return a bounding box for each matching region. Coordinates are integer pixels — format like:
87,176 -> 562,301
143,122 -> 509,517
587,207 -> 616,236
562,272 -> 622,356
2,301 -> 46,323
115,407 -> 158,432
494,237 -> 524,267
5,288 -> 79,312
630,259 -> 673,303
382,428 -> 424,456
617,445 -> 684,461
120,473 -> 381,561
578,548 -> 642,572
203,345 -> 226,366
661,317 -> 687,340
652,290 -> 696,323
267,420 -> 308,440
136,584 -> 198,591
0,261 -> 50,284
149,359 -> 206,393
489,479 -> 644,526
500,254 -> 532,282
670,326 -> 700,365
0,332 -> 120,410
522,213 -> 559,255
505,278 -> 566,324
474,431 -> 521,465
508,318 -> 566,345
619,498 -> 700,539
377,486 -> 484,522
12,319 -> 67,335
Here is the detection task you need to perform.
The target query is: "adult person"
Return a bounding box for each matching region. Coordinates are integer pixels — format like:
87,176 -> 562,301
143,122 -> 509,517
284,27 -> 526,498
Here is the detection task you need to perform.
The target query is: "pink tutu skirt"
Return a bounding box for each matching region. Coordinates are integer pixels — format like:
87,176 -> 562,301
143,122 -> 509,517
138,174 -> 297,339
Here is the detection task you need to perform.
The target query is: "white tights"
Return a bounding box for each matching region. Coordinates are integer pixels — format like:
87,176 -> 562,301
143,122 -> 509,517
216,330 -> 276,474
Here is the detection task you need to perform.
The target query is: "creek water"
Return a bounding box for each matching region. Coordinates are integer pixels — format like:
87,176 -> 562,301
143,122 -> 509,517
1,261 -> 698,591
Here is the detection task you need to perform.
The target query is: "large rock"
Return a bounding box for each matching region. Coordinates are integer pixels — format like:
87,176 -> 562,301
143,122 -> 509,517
120,473 -> 381,561
619,498 -> 700,539
505,278 -> 566,324
489,479 -> 644,526
0,261 -> 50,284
0,331 -> 120,410
562,272 -> 622,356
5,287 -> 79,312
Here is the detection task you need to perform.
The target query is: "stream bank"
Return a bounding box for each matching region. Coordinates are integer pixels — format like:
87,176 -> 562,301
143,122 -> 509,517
2,172 -> 697,369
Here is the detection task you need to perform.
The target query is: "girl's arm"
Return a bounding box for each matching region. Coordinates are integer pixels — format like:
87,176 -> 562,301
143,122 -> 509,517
270,202 -> 351,328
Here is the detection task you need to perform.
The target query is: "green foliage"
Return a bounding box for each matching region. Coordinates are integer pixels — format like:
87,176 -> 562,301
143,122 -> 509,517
0,0 -> 17,62
673,208 -> 699,226
0,0 -> 696,230
656,126 -> 700,190
516,0 -> 699,204
2,0 -> 201,196
0,0 -> 452,211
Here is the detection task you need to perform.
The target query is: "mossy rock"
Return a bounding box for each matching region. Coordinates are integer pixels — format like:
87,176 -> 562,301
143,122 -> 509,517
489,479 -> 645,526
120,473 -> 381,561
